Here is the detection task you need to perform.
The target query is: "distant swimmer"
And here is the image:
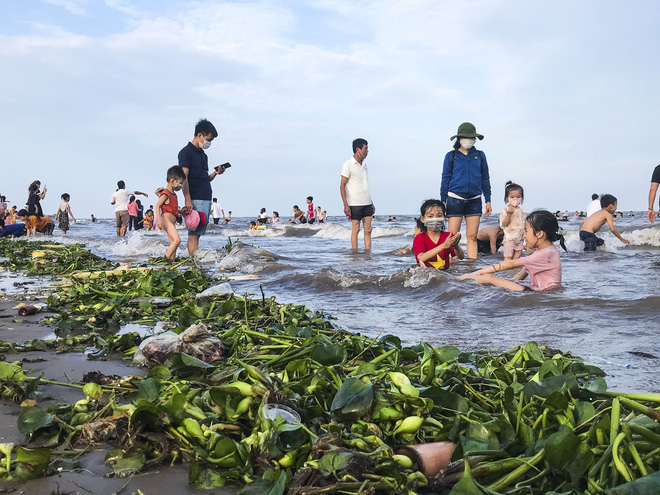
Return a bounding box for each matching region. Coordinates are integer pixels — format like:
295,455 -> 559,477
288,205 -> 307,224
579,194 -> 630,251
91,214 -> 97,222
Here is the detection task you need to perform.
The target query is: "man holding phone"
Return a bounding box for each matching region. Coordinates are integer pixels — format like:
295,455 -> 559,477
178,118 -> 227,255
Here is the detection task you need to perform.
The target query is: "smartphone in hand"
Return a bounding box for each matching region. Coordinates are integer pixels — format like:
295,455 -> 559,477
215,162 -> 231,172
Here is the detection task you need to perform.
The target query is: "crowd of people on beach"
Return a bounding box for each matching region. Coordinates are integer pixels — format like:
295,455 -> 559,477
3,119 -> 660,293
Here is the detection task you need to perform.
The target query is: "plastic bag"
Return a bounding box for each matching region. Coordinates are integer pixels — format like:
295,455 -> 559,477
133,323 -> 225,367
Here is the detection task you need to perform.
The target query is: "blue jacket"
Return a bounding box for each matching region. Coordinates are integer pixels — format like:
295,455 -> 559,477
440,148 -> 491,204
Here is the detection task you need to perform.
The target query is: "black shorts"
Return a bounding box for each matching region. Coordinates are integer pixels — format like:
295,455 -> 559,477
350,205 -> 374,221
579,230 -> 604,251
308,218 -> 316,225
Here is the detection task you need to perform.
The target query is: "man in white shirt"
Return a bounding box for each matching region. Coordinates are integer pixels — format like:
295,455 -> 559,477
110,180 -> 148,236
586,194 -> 600,218
211,198 -> 225,224
340,138 -> 375,250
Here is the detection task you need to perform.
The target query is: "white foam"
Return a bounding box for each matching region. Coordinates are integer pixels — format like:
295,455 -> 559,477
312,223 -> 411,240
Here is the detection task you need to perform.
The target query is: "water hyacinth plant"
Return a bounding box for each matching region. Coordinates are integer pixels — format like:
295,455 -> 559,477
0,239 -> 659,493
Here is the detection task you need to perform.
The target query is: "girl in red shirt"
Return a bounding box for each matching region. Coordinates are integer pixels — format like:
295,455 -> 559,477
413,199 -> 464,269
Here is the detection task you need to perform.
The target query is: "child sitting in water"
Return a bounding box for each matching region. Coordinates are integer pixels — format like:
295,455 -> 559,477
413,199 -> 464,269
459,210 -> 567,291
155,166 -> 185,260
579,194 -> 630,251
249,221 -> 258,231
499,181 -> 526,260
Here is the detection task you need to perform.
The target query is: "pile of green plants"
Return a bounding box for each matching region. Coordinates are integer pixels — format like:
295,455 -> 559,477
0,241 -> 659,494
0,239 -> 116,275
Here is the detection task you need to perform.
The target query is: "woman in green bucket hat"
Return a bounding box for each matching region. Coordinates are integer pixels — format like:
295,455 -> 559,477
440,122 -> 492,260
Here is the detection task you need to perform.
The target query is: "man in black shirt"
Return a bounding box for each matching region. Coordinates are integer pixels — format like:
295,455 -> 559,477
648,164 -> 660,223
178,119 -> 227,255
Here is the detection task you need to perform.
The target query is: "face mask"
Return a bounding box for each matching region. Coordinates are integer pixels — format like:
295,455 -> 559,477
459,138 -> 476,150
508,198 -> 521,207
173,184 -> 183,192
424,218 -> 445,232
200,138 -> 211,150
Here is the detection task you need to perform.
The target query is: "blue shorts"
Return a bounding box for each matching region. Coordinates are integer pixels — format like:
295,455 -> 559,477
446,196 -> 482,218
189,199 -> 212,236
580,230 -> 604,251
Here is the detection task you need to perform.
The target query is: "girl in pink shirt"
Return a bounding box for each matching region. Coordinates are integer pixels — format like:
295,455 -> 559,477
458,210 -> 567,291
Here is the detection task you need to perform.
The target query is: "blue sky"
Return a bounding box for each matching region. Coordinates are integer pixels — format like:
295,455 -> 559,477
1,0 -> 660,219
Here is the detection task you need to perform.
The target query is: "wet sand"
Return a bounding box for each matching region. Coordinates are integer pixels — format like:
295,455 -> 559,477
0,298 -> 233,494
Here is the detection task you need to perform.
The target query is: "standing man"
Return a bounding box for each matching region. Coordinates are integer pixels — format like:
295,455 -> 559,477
648,164 -> 660,223
178,118 -> 226,255
110,180 -> 148,236
340,138 -> 375,250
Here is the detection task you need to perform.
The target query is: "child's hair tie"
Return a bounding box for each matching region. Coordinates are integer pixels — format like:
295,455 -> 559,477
556,228 -> 566,236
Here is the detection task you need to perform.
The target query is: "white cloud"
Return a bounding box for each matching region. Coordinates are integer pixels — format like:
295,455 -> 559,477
42,0 -> 89,16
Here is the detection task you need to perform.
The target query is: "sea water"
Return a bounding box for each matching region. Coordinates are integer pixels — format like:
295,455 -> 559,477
15,213 -> 660,393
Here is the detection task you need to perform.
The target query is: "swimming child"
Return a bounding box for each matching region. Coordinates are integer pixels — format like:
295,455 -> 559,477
224,211 -> 232,224
288,205 -> 307,224
499,181 -> 526,260
91,214 -> 97,222
413,199 -> 464,269
271,211 -> 280,223
155,166 -> 185,260
249,221 -> 258,231
57,193 -> 76,235
458,210 -> 567,291
578,194 -> 630,251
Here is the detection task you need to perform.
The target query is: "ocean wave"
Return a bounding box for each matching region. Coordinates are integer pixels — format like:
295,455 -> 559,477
313,223 -> 413,240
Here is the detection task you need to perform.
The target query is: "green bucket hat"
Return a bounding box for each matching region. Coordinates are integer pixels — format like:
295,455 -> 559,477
450,122 -> 484,141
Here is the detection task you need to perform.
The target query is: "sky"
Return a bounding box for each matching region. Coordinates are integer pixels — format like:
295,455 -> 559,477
1,0 -> 660,219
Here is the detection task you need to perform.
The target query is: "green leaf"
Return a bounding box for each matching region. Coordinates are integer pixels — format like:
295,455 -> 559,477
576,401 -> 596,426
148,365 -> 172,380
267,471 -> 287,495
330,378 -> 374,421
17,407 -> 54,435
0,362 -> 27,384
319,451 -> 353,477
137,378 -> 160,401
104,448 -> 146,476
543,390 -> 569,411
461,423 -> 499,454
448,465 -> 483,494
524,341 -> 545,362
213,437 -> 243,468
586,377 -> 607,394
82,382 -> 103,401
13,447 -> 50,481
607,469 -> 660,494
433,345 -> 461,364
545,425 -> 580,469
421,387 -> 469,413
